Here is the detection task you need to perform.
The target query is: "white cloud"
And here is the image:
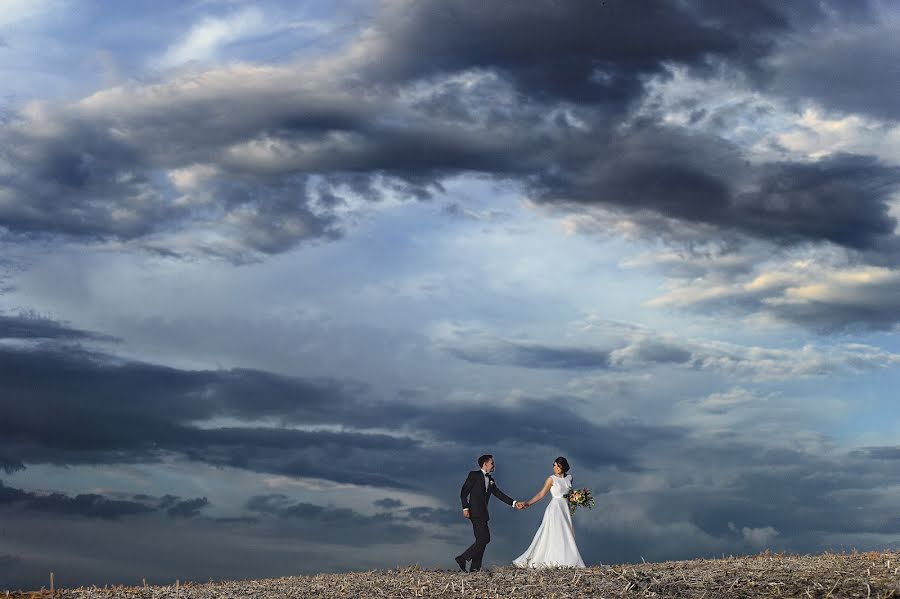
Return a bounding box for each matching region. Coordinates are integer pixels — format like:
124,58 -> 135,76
431,318 -> 900,381
168,164 -> 219,192
156,8 -> 336,70
742,525 -> 779,548
0,0 -> 62,29
775,108 -> 900,165
158,7 -> 270,68
634,64 -> 900,167
690,341 -> 900,381
649,260 -> 900,332
631,64 -> 790,161
728,522 -> 780,548
685,387 -> 771,414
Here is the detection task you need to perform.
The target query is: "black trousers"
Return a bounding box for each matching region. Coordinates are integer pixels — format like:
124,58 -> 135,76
460,517 -> 490,570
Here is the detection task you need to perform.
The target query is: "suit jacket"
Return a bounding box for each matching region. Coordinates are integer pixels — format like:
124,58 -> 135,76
460,470 -> 514,521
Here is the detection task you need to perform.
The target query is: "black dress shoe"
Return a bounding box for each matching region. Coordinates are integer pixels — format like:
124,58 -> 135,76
455,556 -> 467,572
469,568 -> 481,573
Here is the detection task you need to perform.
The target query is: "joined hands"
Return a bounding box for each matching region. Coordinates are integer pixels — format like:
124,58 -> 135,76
515,501 -> 528,510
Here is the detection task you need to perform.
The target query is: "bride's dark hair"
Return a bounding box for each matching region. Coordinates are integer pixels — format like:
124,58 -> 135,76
554,456 -> 570,475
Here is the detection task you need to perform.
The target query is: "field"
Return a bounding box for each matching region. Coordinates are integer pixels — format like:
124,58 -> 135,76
6,550 -> 900,598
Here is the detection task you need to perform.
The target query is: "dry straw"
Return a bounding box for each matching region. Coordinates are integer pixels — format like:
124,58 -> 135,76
5,550 -> 900,598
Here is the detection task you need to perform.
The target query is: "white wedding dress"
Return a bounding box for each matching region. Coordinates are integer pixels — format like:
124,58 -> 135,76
513,474 -> 586,568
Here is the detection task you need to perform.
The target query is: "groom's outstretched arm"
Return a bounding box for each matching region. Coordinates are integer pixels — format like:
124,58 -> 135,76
491,483 -> 515,507
460,472 -> 475,511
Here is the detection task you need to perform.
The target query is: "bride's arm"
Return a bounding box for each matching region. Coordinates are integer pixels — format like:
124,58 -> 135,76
524,477 -> 553,507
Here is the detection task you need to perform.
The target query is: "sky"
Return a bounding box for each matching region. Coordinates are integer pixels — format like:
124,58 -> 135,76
1,0 -> 900,590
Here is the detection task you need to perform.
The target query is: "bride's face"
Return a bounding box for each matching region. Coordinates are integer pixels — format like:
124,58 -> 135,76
553,462 -> 563,475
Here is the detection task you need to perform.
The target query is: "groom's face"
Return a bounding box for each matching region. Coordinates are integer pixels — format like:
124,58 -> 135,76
483,457 -> 495,473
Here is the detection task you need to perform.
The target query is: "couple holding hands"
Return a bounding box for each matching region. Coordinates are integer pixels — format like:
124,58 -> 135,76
455,454 -> 586,572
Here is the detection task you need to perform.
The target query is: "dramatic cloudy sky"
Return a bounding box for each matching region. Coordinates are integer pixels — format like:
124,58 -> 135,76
2,0 -> 900,589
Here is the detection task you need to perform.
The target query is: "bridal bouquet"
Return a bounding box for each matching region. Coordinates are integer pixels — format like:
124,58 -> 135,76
565,488 -> 595,515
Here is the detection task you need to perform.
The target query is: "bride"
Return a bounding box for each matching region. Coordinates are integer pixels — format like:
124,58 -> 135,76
513,456 -> 586,568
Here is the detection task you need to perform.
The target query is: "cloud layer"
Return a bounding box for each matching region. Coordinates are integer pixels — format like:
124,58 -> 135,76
2,313 -> 900,586
1,1 -> 897,277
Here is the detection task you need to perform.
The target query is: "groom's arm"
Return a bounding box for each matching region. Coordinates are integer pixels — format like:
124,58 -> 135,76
460,472 -> 475,511
491,484 -> 516,507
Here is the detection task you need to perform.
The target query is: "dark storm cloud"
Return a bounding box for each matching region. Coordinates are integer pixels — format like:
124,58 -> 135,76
0,313 -> 117,341
0,115 -> 176,240
213,516 -> 259,525
24,492 -> 155,519
374,498 -> 403,509
443,334 -> 691,371
365,0 -> 740,105
202,361 -> 672,470
856,446 -> 900,461
0,479 -> 209,520
769,23 -> 900,121
0,342 -> 429,487
245,494 -> 420,545
736,155 -> 899,251
403,506 -> 459,528
0,0 -> 894,268
10,314 -> 894,488
365,0 -> 878,105
0,554 -> 24,581
530,126 -> 899,253
0,320 -> 683,486
0,457 -> 21,474
443,326 -> 900,381
6,313 -> 897,490
447,341 -> 612,370
161,496 -> 210,519
362,0 -> 899,264
367,0 -> 891,133
0,77 -> 527,257
628,340 -> 693,365
762,284 -> 900,333
636,441 -> 900,545
0,501 -> 422,589
0,341 -> 656,482
178,427 -> 422,489
0,104 -> 342,255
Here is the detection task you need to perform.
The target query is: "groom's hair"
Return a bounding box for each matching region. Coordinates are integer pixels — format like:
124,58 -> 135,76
477,454 -> 493,467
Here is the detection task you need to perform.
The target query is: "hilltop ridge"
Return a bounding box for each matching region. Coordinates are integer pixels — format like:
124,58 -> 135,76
7,550 -> 900,598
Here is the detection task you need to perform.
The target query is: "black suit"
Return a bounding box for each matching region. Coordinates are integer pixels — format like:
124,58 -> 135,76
458,470 -> 514,570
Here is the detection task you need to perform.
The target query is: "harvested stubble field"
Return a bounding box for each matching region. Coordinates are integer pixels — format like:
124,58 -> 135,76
7,550 -> 900,598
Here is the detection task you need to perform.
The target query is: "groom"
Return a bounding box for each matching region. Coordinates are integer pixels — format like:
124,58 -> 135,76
455,454 -> 525,573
